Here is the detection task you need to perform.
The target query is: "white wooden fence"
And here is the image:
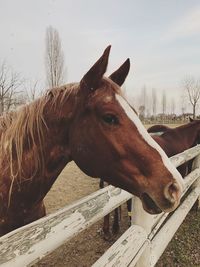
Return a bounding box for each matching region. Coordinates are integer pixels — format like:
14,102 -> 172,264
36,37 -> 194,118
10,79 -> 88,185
0,145 -> 200,267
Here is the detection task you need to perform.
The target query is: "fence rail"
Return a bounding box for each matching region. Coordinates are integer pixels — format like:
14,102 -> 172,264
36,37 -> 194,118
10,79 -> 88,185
0,145 -> 200,267
93,172 -> 200,267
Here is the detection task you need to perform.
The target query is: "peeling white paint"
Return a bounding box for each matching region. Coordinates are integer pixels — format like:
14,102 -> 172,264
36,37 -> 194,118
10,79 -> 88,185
0,147 -> 200,267
170,145 -> 200,168
0,186 -> 132,267
92,225 -> 148,267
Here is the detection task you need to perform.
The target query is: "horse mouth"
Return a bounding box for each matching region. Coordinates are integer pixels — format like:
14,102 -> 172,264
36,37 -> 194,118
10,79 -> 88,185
141,193 -> 162,214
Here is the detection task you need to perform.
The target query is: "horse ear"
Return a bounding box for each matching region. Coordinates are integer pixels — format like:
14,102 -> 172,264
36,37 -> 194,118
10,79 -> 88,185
109,58 -> 130,86
80,46 -> 111,91
189,117 -> 194,122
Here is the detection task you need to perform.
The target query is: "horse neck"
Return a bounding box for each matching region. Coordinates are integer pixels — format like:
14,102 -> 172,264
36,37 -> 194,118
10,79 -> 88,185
153,123 -> 199,157
175,123 -> 200,148
32,86 -> 79,180
2,85 -> 79,207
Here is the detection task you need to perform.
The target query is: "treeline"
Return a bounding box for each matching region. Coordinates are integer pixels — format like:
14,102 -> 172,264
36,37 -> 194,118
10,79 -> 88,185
1,26 -> 199,121
126,76 -> 200,122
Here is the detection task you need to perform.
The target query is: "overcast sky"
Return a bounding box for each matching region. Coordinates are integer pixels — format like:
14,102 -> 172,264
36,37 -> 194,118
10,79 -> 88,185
1,0 -> 200,112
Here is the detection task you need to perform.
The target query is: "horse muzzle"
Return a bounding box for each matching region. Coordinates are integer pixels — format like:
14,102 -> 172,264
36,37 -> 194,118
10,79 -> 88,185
140,181 -> 182,214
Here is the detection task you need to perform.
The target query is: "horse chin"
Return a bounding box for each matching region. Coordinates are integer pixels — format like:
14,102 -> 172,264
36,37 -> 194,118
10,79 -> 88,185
141,193 -> 163,214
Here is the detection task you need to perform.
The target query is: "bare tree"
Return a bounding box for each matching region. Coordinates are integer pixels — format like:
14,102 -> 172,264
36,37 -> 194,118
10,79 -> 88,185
162,90 -> 167,115
140,85 -> 147,117
0,61 -> 23,114
27,80 -> 38,101
180,91 -> 187,117
170,97 -> 175,114
24,80 -> 45,103
183,76 -> 200,119
45,26 -> 66,88
152,88 -> 157,118
138,105 -> 145,120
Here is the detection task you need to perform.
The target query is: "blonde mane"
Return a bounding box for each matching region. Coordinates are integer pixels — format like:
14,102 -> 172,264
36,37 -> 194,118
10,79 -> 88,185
0,83 -> 77,190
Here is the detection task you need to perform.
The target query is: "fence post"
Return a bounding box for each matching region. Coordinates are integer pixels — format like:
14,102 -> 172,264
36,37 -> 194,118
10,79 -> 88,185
131,197 -> 157,267
131,150 -> 200,267
192,154 -> 200,209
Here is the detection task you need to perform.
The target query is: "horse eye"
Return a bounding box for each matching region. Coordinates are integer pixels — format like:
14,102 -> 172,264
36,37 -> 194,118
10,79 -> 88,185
102,114 -> 119,125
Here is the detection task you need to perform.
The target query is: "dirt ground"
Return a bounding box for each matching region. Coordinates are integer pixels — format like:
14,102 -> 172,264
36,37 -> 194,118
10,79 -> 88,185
34,161 -> 200,267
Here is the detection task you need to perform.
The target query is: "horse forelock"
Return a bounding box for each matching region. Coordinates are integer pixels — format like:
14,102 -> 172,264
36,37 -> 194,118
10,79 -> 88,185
103,77 -> 121,93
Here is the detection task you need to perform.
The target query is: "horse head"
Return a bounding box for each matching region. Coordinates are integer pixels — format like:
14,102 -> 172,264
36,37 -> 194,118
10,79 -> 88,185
67,46 -> 183,214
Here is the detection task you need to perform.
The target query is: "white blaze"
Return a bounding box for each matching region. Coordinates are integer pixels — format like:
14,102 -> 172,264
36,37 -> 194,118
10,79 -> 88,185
116,94 -> 184,190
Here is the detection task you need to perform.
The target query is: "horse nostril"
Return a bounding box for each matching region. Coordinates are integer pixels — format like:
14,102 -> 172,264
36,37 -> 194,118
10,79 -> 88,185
164,182 -> 180,204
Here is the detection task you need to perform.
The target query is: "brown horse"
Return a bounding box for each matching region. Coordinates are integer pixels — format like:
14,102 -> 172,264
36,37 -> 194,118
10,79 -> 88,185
101,119 -> 200,239
0,46 -> 183,236
148,118 -> 200,177
148,119 -> 200,176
